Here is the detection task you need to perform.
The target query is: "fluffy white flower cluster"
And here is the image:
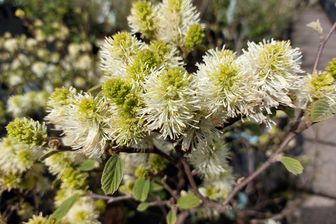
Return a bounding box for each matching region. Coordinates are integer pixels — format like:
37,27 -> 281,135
7,91 -> 49,117
43,0 -> 336,205
0,137 -> 38,191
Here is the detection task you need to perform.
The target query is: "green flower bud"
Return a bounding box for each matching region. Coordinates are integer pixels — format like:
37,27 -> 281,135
184,23 -> 204,51
6,118 -> 47,146
128,0 -> 157,39
102,78 -> 132,105
126,49 -> 159,81
60,167 -> 88,190
148,154 -> 168,174
134,165 -> 148,178
325,58 -> 336,78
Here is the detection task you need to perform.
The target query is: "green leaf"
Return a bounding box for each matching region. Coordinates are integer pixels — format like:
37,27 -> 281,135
137,202 -> 149,211
132,178 -> 151,202
101,156 -> 124,195
280,156 -> 304,175
166,209 -> 177,224
311,99 -> 336,122
177,193 -> 201,209
78,159 -> 98,171
49,194 -> 79,223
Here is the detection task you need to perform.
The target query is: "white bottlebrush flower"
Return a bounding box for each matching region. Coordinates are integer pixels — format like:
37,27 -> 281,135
99,32 -> 144,79
182,113 -> 221,151
31,61 -> 48,78
49,92 -> 109,158
148,40 -> 183,69
296,71 -> 336,108
128,0 -> 158,39
63,94 -> 109,158
45,87 -> 77,129
64,196 -> 101,224
188,135 -> 230,178
7,91 -> 49,117
199,170 -> 235,200
237,40 -> 303,108
23,213 -> 48,224
195,48 -> 258,121
0,137 -> 37,175
104,109 -> 150,148
44,151 -> 78,176
157,0 -> 200,47
140,68 -> 198,139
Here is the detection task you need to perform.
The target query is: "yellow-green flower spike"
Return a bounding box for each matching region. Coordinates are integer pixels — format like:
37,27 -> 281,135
309,71 -> 335,98
184,23 -> 204,51
126,49 -> 160,81
102,78 -> 132,105
325,58 -> 336,78
128,0 -> 157,39
6,117 -> 47,146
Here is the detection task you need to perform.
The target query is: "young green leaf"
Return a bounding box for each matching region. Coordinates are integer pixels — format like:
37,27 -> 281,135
78,159 -> 98,171
311,99 -> 336,122
132,177 -> 151,202
49,194 -> 79,223
101,155 -> 124,195
166,209 -> 177,224
280,156 -> 304,175
177,192 -> 201,209
137,202 -> 149,211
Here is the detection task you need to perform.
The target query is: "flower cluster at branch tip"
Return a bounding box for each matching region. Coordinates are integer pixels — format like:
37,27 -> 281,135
297,57 -> 336,107
6,117 -> 47,146
3,2 -> 334,222
41,0 -> 317,201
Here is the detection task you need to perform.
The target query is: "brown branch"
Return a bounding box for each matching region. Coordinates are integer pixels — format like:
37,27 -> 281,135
90,193 -> 132,204
222,117 -> 308,207
115,146 -> 175,163
161,181 -> 178,200
313,22 -> 336,72
180,158 -> 204,199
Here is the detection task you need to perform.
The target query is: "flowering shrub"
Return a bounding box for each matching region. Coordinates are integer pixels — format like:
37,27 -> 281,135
1,0 -> 336,223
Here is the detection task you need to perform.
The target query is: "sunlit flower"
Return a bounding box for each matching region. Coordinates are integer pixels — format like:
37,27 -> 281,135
238,40 -> 303,108
0,137 -> 37,175
195,48 -> 258,121
297,71 -> 336,108
128,0 -> 157,39
140,68 -> 198,139
188,135 -> 230,178
100,32 -> 144,79
157,0 -> 201,47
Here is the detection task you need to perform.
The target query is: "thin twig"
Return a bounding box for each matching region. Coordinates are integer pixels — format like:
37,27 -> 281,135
312,22 -> 336,72
222,117 -> 308,207
161,181 -> 178,200
180,158 -> 204,199
90,193 -> 132,204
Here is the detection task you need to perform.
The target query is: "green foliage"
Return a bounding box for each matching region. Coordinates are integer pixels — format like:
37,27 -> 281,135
310,98 -> 336,122
137,202 -> 149,211
280,156 -> 304,175
132,177 -> 151,202
78,159 -> 98,172
49,194 -> 79,223
101,156 -> 124,195
177,192 -> 202,209
166,209 -> 177,224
